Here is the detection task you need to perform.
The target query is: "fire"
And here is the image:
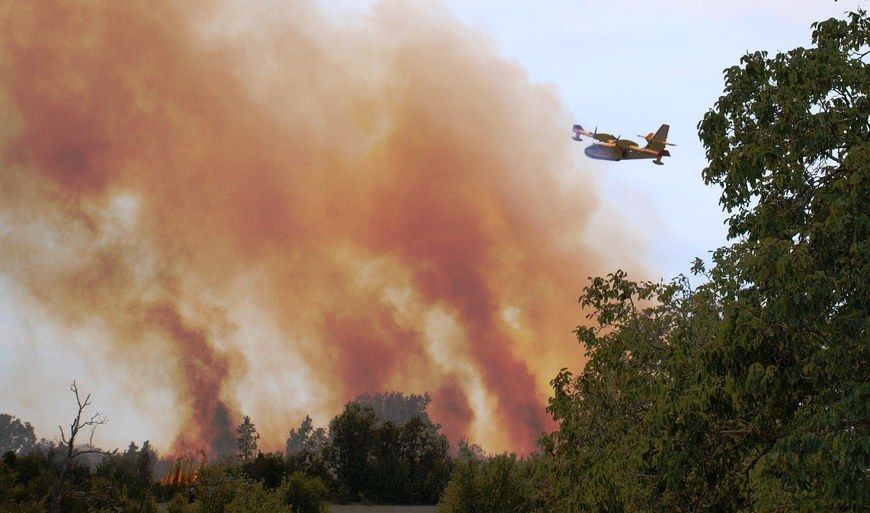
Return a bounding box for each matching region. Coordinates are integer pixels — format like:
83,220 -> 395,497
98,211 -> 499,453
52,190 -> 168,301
161,451 -> 207,487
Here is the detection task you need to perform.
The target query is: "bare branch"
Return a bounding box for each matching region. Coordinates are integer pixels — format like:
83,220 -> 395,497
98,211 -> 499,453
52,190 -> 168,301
51,381 -> 110,513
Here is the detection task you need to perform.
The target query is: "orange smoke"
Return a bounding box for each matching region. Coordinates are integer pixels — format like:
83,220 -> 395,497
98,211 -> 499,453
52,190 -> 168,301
0,0 -> 637,454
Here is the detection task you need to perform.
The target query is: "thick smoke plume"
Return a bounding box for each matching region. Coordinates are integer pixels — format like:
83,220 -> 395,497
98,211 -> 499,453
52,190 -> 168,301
0,0 -> 636,454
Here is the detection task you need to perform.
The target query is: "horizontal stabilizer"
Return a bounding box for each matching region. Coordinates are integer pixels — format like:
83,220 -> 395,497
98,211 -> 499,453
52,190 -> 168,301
644,124 -> 670,152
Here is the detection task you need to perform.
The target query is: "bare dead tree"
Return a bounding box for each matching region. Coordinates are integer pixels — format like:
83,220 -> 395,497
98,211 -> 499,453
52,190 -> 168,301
49,381 -> 109,513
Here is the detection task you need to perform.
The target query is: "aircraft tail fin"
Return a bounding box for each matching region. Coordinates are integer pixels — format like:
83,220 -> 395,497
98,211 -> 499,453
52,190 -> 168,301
644,124 -> 670,151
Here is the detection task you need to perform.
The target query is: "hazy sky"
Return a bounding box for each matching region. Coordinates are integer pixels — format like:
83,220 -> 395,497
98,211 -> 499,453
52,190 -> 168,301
0,0 -> 861,452
434,0 -> 862,279
323,0 -> 861,279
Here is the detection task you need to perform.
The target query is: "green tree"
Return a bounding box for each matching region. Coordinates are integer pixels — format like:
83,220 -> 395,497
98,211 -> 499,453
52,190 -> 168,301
546,7 -> 869,513
235,416 -> 259,465
367,420 -> 404,502
327,400 -> 451,504
285,416 -> 327,457
546,273 -> 720,512
224,480 -> 288,513
167,492 -> 201,513
437,453 -> 547,513
136,440 -> 155,484
327,402 -> 379,500
454,437 -> 485,462
695,7 -> 869,511
0,414 -> 37,456
243,452 -> 287,489
194,461 -> 246,513
398,416 -> 451,504
353,391 -> 434,426
92,440 -> 156,506
285,415 -> 328,479
277,471 -> 327,513
1,449 -> 56,510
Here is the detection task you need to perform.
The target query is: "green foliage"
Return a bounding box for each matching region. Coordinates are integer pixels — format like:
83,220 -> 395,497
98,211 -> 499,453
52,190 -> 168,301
285,416 -> 329,480
327,400 -> 451,503
235,416 -> 259,465
2,450 -> 55,508
547,8 -> 869,513
0,414 -> 37,455
186,464 -> 326,513
395,416 -> 451,504
696,7 -> 869,511
224,480 -> 288,513
1,448 -> 60,512
455,437 -> 485,462
242,452 -> 287,489
436,453 -> 548,513
285,415 -> 327,458
546,273 -> 720,512
1,454 -> 27,509
328,402 -> 380,500
353,391 -> 434,426
167,493 -> 201,513
92,441 -> 156,504
194,461 -> 246,513
277,471 -> 327,513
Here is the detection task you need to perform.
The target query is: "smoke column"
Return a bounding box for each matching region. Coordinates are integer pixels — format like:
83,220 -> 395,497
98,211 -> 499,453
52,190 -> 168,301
0,0 -> 639,454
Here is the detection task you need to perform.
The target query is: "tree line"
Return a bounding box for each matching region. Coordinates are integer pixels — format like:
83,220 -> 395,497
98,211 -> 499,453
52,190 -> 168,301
0,390 -> 452,512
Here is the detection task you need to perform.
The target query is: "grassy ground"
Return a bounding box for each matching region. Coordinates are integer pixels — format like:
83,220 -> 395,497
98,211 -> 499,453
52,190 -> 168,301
328,505 -> 437,513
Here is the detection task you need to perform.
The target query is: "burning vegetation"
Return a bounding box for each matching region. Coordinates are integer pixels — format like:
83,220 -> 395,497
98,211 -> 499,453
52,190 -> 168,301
161,451 -> 207,487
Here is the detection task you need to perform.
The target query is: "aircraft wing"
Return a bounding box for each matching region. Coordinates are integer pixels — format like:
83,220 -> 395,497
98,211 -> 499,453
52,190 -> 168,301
572,124 -> 593,140
615,138 -> 638,149
573,124 -> 617,143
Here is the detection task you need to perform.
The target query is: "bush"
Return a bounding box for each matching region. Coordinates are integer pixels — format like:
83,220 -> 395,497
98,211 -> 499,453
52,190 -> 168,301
242,452 -> 287,489
188,462 -> 326,513
225,480 -> 288,513
167,493 -> 201,513
194,461 -> 248,513
278,471 -> 327,513
437,454 -> 547,513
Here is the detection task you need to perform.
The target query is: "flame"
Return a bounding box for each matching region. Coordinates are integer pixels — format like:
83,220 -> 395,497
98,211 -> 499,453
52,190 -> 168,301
161,451 -> 207,487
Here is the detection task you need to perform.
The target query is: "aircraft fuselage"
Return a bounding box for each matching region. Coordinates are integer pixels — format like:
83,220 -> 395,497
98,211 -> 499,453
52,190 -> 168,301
584,143 -> 644,161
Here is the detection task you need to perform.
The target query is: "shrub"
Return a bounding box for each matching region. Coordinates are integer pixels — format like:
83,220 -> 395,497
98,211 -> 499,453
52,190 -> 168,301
224,480 -> 288,513
167,493 -> 201,513
437,454 -> 547,513
278,471 -> 327,513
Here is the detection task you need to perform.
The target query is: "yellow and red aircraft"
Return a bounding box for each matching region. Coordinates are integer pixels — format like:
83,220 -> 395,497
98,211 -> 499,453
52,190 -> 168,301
572,123 -> 675,165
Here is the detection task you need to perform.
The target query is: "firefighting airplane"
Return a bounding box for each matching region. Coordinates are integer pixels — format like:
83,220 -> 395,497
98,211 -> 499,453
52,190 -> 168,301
572,123 -> 675,165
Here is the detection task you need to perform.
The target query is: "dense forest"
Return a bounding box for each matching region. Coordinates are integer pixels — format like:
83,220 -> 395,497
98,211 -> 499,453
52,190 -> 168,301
1,7 -> 867,513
